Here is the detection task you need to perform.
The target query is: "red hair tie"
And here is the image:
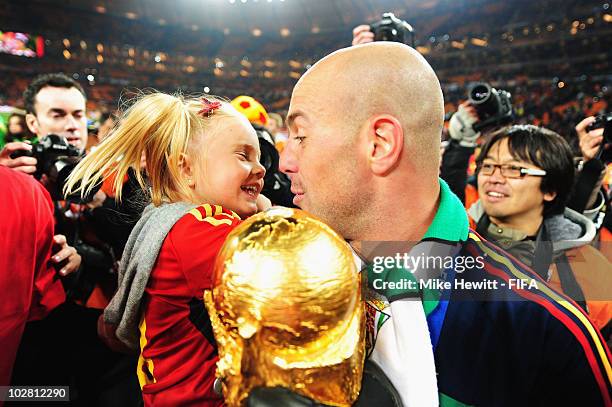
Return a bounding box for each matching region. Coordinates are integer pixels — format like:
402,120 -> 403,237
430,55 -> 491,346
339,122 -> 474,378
198,97 -> 222,117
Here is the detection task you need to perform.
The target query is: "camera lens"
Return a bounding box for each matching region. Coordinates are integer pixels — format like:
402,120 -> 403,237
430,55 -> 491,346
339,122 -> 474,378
469,82 -> 500,119
469,84 -> 492,104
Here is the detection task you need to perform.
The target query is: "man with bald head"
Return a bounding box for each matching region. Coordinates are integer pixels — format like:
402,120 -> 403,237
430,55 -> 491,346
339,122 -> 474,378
285,42 -> 442,242
281,43 -> 611,406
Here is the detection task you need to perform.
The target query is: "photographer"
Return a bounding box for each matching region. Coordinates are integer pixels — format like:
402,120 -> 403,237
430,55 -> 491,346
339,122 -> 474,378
440,101 -> 482,204
352,14 -> 414,47
441,89 -> 611,323
0,74 -> 88,173
2,73 -> 140,405
568,115 -> 612,243
440,81 -> 514,203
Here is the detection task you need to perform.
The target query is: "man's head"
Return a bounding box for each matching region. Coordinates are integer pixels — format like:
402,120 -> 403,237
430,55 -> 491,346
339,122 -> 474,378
280,42 -> 444,240
476,125 -> 574,232
23,73 -> 88,152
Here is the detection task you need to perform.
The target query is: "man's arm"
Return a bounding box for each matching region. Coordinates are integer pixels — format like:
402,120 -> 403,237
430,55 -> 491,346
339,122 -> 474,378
440,142 -> 474,205
568,116 -> 607,215
440,103 -> 480,204
50,234 -> 81,277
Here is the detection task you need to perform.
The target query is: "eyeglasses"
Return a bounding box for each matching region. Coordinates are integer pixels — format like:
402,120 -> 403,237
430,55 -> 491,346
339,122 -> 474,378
477,162 -> 547,178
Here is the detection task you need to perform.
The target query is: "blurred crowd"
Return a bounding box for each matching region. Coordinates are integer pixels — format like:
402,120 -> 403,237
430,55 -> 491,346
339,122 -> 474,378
1,75 -> 609,156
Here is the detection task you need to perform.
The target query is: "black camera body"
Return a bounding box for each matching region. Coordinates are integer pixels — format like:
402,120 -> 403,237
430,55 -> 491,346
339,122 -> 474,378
10,134 -> 83,200
468,82 -> 514,132
587,113 -> 612,163
370,13 -> 415,47
587,113 -> 612,143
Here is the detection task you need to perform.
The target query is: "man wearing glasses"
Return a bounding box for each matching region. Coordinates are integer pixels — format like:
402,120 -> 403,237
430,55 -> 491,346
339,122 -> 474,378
470,124 -> 612,331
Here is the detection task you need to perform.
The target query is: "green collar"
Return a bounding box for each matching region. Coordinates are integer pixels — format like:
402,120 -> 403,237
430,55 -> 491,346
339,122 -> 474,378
422,178 -> 469,243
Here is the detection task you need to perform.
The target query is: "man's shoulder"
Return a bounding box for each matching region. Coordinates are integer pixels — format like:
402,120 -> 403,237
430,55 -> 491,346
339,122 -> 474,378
460,229 -> 539,283
457,231 -> 608,349
435,232 -> 612,405
459,230 -> 593,311
454,232 -> 610,386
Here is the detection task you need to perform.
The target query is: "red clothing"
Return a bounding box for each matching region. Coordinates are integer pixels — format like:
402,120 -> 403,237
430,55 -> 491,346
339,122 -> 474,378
138,204 -> 241,406
0,167 -> 65,387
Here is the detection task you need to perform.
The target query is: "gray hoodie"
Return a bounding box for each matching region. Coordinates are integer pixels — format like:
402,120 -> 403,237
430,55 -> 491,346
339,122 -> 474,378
467,201 -> 596,267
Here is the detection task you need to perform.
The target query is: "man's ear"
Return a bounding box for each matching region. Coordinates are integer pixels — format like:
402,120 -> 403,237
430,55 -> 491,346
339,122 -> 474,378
178,152 -> 196,187
543,190 -> 557,202
366,115 -> 404,176
25,113 -> 39,135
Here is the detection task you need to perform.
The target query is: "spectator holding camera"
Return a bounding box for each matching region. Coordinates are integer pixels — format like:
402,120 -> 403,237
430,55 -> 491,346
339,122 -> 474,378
443,98 -> 612,325
577,116 -> 607,164
0,74 -> 88,174
568,116 -> 612,245
2,73 -> 140,405
0,75 -> 85,391
443,100 -> 612,326
441,101 -> 482,204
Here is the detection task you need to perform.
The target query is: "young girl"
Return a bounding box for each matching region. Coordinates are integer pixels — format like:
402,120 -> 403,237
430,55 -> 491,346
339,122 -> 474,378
65,92 -> 266,406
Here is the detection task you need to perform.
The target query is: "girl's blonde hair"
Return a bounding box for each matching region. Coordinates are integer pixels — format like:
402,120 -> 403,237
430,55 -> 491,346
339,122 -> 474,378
64,92 -> 234,205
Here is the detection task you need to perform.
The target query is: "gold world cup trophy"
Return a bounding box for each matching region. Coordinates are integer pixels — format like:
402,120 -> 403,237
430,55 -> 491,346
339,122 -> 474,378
204,207 -> 365,406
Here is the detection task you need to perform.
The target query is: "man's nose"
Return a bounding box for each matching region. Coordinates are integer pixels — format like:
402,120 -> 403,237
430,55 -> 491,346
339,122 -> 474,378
279,144 -> 297,175
65,115 -> 79,131
488,166 -> 507,183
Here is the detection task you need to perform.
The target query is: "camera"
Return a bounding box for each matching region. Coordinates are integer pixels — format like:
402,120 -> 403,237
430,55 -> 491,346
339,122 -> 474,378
586,113 -> 612,142
9,134 -> 84,200
370,13 -> 415,47
468,82 -> 514,132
